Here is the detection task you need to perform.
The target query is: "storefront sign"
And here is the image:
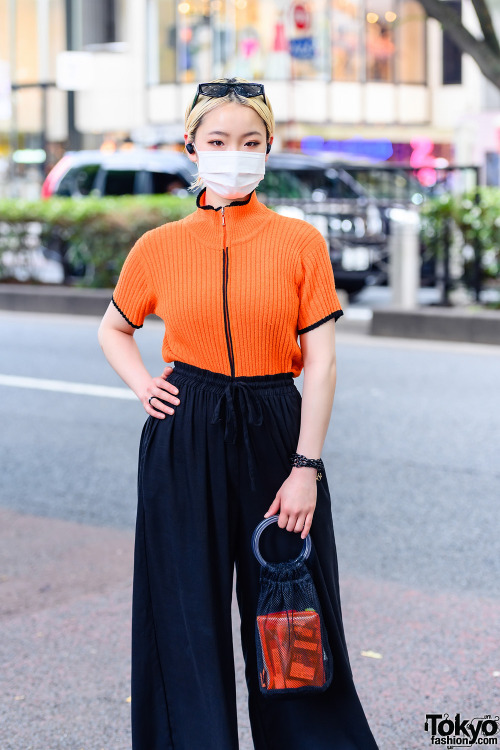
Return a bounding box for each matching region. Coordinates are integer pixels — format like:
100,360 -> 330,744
293,3 -> 311,30
0,60 -> 11,120
410,137 -> 437,186
301,135 -> 393,161
290,37 -> 315,59
56,51 -> 94,91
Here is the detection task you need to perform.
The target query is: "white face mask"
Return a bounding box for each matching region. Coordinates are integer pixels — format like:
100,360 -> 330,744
194,145 -> 266,200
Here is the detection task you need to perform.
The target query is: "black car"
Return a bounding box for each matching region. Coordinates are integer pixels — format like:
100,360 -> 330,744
257,153 -> 388,295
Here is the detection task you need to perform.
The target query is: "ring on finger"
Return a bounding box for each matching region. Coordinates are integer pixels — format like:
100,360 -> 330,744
148,396 -> 155,405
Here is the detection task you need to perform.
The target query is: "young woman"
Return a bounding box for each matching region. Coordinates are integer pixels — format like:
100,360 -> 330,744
98,77 -> 379,750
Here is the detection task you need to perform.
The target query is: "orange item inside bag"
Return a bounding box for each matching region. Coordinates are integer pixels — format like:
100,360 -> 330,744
257,609 -> 326,690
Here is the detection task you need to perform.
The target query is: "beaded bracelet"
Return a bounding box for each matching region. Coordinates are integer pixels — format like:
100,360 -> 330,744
289,452 -> 324,481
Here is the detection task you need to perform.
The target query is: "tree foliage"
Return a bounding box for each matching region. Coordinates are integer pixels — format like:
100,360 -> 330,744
418,0 -> 500,89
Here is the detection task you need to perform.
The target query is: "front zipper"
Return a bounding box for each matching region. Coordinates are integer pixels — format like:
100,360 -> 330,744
221,206 -> 235,378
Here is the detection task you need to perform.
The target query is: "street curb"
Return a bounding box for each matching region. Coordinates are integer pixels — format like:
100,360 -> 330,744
371,306 -> 500,345
0,283 -> 371,334
0,283 -> 113,317
3,285 -> 498,346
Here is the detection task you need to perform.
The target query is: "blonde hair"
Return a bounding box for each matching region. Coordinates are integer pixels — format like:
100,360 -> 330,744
184,76 -> 275,192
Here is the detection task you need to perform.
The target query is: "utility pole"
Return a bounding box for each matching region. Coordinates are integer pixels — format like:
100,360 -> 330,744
65,0 -> 83,150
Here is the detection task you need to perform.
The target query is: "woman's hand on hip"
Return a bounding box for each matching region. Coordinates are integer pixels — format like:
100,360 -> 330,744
143,365 -> 181,418
264,467 -> 318,539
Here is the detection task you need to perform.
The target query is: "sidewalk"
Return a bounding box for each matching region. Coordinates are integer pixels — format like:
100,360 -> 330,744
1,507 -> 498,749
0,508 -> 252,750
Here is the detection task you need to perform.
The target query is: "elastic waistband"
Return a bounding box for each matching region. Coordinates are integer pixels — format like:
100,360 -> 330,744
169,361 -> 295,395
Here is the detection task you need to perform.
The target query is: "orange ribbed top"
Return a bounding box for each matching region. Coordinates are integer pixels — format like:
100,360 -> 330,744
112,187 -> 343,378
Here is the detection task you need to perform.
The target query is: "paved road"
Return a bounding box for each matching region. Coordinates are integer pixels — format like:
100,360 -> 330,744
1,310 -> 499,749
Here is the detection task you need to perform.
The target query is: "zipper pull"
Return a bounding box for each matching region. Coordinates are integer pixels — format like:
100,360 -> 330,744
221,206 -> 225,225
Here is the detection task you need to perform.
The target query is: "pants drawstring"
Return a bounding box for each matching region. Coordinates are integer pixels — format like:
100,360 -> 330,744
210,381 -> 264,492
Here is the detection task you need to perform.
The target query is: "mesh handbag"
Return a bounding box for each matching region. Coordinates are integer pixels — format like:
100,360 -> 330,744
251,515 -> 334,696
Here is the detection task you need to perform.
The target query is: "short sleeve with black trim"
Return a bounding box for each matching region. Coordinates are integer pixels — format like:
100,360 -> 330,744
297,231 -> 343,335
111,234 -> 156,329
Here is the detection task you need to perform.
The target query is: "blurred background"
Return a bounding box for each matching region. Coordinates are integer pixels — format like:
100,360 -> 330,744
0,0 -> 493,176
0,0 -> 500,311
1,3 -> 500,750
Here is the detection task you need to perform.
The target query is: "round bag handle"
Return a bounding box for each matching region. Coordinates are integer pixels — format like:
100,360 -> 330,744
251,514 -> 312,568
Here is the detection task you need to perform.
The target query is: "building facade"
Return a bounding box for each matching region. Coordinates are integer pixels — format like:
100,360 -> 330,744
0,0 -> 496,176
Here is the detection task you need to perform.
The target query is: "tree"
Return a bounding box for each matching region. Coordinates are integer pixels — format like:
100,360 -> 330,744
418,0 -> 500,89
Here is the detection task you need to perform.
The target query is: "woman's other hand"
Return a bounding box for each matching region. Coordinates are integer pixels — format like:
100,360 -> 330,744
264,467 -> 318,539
144,366 -> 181,419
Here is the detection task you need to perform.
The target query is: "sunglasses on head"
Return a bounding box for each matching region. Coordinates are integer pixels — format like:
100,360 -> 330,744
190,82 -> 267,113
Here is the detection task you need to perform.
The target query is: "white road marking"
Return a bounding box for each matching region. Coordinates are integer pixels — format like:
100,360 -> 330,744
0,374 -> 136,400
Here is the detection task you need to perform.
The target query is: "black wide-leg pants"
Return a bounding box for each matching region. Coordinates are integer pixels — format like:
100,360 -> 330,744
131,361 -> 379,750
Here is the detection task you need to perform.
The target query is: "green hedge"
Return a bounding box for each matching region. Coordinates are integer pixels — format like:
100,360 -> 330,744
5,190 -> 499,291
0,194 -> 197,287
420,187 -> 500,283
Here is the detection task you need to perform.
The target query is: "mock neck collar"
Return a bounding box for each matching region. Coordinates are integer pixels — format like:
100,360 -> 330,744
196,187 -> 254,212
183,187 -> 272,247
